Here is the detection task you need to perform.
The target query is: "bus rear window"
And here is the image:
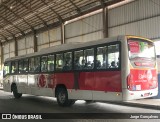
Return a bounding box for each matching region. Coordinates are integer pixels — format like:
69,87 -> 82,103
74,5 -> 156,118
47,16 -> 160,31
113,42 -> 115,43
128,39 -> 155,60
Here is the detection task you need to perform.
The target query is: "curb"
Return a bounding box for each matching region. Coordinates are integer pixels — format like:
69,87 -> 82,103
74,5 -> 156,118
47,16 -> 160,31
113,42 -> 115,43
105,101 -> 160,110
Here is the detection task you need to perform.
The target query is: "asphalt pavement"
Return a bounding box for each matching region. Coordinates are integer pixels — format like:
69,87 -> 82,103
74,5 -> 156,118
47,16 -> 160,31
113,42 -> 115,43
0,86 -> 159,110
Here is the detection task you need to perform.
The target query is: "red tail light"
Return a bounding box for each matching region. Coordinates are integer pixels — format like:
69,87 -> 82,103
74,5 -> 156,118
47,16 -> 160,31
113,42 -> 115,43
127,74 -> 131,89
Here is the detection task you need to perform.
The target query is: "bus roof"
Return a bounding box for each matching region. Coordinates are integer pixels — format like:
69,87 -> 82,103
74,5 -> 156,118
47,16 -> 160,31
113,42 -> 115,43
4,35 -> 153,62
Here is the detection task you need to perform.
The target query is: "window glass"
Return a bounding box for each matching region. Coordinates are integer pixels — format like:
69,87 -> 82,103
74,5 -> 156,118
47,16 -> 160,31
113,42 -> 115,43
56,54 -> 63,70
96,46 -> 107,69
84,48 -> 94,69
48,54 -> 54,71
11,61 -> 18,74
108,44 -> 119,68
18,60 -> 24,73
23,59 -> 29,73
29,58 -> 35,72
3,62 -> 10,76
29,57 -> 40,72
74,50 -> 83,70
34,57 -> 40,72
128,39 -> 155,60
63,52 -> 72,70
41,56 -> 48,72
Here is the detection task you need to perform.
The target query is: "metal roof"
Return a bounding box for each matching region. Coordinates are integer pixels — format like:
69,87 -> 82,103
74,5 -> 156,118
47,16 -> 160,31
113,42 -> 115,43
0,0 -> 123,42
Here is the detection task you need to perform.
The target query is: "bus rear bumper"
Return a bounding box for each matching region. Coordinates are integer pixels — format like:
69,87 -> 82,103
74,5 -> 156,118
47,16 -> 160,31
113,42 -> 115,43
122,88 -> 158,101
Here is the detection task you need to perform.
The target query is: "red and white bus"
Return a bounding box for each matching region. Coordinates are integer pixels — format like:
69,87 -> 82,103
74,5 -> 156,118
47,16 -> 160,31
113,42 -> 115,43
3,35 -> 158,106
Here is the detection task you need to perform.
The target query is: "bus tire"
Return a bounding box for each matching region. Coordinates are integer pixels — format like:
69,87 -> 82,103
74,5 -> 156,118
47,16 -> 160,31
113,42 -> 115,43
67,100 -> 76,106
12,84 -> 22,99
56,87 -> 74,107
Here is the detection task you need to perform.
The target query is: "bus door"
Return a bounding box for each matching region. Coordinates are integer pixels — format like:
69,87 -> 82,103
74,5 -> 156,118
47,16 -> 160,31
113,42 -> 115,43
73,49 -> 94,100
93,43 -> 122,101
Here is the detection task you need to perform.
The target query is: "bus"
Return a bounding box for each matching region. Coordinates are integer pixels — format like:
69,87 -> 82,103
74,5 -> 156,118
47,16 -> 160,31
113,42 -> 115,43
3,35 -> 158,106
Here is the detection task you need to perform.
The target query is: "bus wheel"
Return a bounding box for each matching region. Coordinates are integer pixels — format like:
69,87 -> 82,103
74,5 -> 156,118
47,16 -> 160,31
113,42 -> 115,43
12,84 -> 22,99
67,100 -> 76,106
56,87 -> 74,107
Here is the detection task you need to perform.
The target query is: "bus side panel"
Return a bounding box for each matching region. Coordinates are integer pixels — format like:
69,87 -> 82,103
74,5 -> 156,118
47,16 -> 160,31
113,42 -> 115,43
17,75 -> 28,94
3,76 -> 12,92
54,73 -> 74,89
94,71 -> 122,92
54,72 -> 95,90
78,72 -> 95,90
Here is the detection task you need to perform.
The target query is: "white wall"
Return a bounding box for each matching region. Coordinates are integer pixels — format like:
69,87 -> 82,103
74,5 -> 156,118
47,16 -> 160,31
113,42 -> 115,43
65,12 -> 103,43
37,27 -> 61,51
3,41 -> 15,61
17,35 -> 34,56
108,0 -> 160,39
154,41 -> 160,73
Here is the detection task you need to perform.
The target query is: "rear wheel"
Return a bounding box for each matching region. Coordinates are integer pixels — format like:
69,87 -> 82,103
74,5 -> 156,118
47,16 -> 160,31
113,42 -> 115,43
56,87 -> 75,107
12,84 -> 22,99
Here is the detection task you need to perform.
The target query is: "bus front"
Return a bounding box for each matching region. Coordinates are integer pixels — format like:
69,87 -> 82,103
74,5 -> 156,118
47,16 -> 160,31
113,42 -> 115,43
124,36 -> 158,100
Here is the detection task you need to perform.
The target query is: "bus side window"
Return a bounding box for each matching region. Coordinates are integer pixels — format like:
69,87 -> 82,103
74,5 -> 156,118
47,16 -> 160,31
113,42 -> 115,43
96,46 -> 107,69
29,58 -> 35,72
63,52 -> 72,71
3,62 -> 10,77
18,60 -> 24,73
48,54 -> 54,72
34,57 -> 40,72
108,44 -> 119,69
23,59 -> 29,73
84,48 -> 94,70
41,56 -> 48,72
11,61 -> 18,74
74,50 -> 83,70
29,57 -> 40,73
56,54 -> 63,71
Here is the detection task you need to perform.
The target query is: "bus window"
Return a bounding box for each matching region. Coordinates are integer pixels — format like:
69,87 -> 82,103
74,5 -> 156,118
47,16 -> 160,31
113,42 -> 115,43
24,59 -> 29,73
41,56 -> 48,72
74,50 -> 83,70
29,58 -> 35,72
18,60 -> 24,73
108,44 -> 119,68
11,61 -> 18,74
29,57 -> 40,72
128,40 -> 155,60
63,52 -> 72,71
96,46 -> 107,69
34,57 -> 40,72
3,62 -> 10,77
48,54 -> 54,71
56,54 -> 63,71
84,48 -> 94,69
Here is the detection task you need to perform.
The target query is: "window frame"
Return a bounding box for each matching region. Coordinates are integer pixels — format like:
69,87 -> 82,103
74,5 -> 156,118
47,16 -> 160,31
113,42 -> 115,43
47,54 -> 55,72
3,61 -> 11,77
11,61 -> 18,74
41,55 -> 48,73
18,59 -> 24,74
4,41 -> 121,75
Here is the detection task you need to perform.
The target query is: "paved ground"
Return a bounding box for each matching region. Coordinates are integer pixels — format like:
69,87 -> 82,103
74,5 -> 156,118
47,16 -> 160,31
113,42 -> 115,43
0,90 -> 159,122
105,98 -> 160,110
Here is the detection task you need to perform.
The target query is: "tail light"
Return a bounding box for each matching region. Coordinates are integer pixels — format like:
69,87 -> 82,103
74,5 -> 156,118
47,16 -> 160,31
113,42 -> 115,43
127,74 -> 131,89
